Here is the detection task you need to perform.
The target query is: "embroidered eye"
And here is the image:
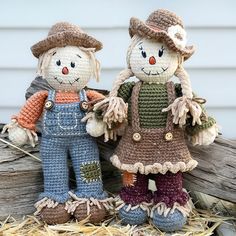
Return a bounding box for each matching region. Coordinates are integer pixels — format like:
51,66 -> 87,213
141,51 -> 147,58
158,46 -> 165,57
56,60 -> 61,66
71,62 -> 75,68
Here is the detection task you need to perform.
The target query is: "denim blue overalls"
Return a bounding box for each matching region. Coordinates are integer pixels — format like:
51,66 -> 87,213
39,89 -> 107,203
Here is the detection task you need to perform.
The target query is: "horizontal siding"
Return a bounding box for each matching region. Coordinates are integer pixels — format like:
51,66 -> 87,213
0,0 -> 235,28
0,28 -> 236,68
0,0 -> 235,138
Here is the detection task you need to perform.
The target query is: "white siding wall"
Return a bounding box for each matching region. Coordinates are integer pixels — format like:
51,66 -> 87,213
0,0 -> 235,138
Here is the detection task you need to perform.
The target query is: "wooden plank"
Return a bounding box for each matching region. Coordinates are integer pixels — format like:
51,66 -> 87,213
184,138 -> 236,203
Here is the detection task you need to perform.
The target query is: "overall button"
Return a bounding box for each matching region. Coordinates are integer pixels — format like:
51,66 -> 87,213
165,132 -> 173,141
44,100 -> 54,110
80,101 -> 89,111
132,132 -> 142,142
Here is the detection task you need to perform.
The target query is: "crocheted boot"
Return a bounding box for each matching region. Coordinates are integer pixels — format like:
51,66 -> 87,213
152,209 -> 187,232
118,172 -> 153,225
40,204 -> 71,224
151,172 -> 191,231
74,203 -> 107,223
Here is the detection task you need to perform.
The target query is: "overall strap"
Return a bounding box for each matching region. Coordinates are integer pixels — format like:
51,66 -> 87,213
79,89 -> 87,101
165,82 -> 176,131
47,90 -> 56,102
131,82 -> 142,131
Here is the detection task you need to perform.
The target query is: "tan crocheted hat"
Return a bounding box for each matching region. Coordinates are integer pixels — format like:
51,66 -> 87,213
31,22 -> 102,58
129,9 -> 195,60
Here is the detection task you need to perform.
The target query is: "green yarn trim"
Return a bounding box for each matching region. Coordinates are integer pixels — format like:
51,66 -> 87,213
185,116 -> 216,136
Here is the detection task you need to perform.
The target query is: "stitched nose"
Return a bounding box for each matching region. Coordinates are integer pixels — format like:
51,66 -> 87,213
149,56 -> 156,65
62,67 -> 69,75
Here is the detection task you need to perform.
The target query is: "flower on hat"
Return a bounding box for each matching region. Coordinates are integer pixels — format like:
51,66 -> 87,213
167,25 -> 187,49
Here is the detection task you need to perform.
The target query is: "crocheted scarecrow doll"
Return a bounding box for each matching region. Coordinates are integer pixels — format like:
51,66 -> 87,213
3,22 -> 112,224
94,9 -> 218,232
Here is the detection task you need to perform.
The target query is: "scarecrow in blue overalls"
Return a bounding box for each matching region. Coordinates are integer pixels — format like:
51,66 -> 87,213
3,22 -> 112,224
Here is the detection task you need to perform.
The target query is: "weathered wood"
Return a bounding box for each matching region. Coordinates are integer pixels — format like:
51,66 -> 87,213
184,138 -> 236,203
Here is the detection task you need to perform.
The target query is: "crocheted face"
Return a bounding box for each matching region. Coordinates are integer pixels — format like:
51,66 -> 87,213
44,46 -> 92,91
129,38 -> 179,83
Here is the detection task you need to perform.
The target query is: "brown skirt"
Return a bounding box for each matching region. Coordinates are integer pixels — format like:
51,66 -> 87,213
111,126 -> 198,175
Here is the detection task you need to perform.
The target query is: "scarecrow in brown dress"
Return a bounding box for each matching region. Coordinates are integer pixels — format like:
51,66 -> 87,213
94,9 -> 218,231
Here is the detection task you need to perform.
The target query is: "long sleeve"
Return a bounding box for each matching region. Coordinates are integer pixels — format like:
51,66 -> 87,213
86,90 -> 105,101
117,82 -> 135,102
13,90 -> 48,131
175,83 -> 217,136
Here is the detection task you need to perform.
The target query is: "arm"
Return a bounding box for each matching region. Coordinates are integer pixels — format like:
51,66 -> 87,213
175,84 -> 218,145
14,90 -> 48,131
117,82 -> 135,103
3,90 -> 48,146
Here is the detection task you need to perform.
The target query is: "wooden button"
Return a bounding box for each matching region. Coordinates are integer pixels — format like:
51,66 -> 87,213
44,100 -> 54,110
80,101 -> 89,111
165,132 -> 173,141
132,132 -> 142,142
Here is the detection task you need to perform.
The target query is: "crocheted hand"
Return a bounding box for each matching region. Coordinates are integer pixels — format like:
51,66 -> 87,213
190,124 -> 218,146
2,119 -> 38,147
81,112 -> 106,137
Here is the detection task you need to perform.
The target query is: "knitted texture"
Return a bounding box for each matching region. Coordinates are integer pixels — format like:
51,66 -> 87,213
120,173 -> 153,205
152,209 -> 187,232
113,81 -> 196,175
40,204 -> 71,224
153,172 -> 189,207
31,22 -> 102,58
118,82 -> 215,134
119,204 -> 148,225
73,204 -> 107,223
129,9 -> 195,60
15,89 -> 104,131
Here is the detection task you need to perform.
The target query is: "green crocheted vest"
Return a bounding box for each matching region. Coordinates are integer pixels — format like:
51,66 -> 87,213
117,81 -> 216,134
119,82 -> 170,128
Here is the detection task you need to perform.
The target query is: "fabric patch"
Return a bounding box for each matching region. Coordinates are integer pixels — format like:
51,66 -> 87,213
80,161 -> 102,183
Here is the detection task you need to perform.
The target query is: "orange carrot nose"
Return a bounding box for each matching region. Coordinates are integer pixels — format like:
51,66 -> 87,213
149,56 -> 156,65
62,67 -> 69,75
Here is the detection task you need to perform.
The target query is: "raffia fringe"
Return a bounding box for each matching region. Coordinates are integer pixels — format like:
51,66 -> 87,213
114,196 -> 153,216
111,155 -> 198,175
150,199 -> 193,218
94,97 -> 128,141
66,191 -> 114,215
34,197 -> 63,215
162,96 -> 202,127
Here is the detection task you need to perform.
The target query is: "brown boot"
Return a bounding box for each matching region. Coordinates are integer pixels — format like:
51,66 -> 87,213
74,204 -> 107,223
40,204 -> 71,224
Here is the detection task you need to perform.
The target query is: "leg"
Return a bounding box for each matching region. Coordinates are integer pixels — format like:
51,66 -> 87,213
151,171 -> 191,232
36,136 -> 70,224
118,172 -> 153,225
68,135 -> 110,223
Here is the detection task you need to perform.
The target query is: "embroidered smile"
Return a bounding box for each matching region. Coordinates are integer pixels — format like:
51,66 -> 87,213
141,67 -> 168,76
54,77 -> 80,85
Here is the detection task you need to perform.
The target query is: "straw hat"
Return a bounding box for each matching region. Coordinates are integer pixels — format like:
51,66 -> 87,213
31,22 -> 102,58
129,9 -> 195,60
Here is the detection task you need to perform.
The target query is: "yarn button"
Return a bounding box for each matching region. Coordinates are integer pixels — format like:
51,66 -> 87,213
80,101 -> 89,111
44,100 -> 54,110
132,132 -> 142,142
165,132 -> 173,141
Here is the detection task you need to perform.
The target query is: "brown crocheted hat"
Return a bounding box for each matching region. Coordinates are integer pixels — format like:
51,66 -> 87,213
129,9 -> 195,60
31,22 -> 102,58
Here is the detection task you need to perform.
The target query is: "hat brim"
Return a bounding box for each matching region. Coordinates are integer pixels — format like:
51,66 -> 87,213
129,17 -> 195,60
31,31 -> 102,58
